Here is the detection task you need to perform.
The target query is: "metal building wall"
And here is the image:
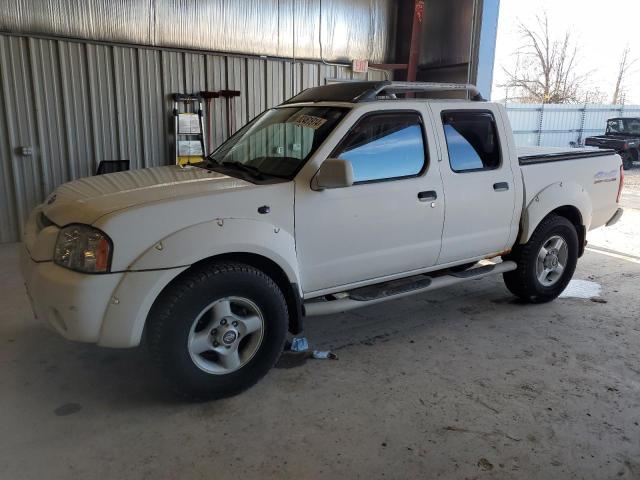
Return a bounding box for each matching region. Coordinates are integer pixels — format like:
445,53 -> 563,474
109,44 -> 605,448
0,0 -> 396,63
407,0 -> 499,98
506,103 -> 640,148
0,33 -> 386,243
471,0 -> 499,99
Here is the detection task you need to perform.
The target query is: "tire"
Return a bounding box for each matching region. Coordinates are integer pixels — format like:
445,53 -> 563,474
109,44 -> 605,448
147,261 -> 288,400
503,215 -> 578,303
621,151 -> 634,170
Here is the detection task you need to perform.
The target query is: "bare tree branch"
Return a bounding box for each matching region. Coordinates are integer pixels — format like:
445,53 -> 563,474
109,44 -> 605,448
612,46 -> 637,104
499,13 -> 592,104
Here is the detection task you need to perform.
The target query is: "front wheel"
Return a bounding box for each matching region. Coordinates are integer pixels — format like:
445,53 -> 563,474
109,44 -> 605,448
147,262 -> 288,400
503,215 -> 578,303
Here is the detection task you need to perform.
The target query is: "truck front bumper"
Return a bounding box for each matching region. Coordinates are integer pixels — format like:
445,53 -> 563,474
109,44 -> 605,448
606,207 -> 624,227
20,246 -> 124,343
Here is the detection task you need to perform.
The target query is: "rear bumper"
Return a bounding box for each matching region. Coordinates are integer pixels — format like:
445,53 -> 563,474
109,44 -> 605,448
20,246 -> 123,343
606,207 -> 624,227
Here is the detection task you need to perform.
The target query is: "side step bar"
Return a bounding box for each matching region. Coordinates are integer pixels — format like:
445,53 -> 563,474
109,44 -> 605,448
304,261 -> 517,317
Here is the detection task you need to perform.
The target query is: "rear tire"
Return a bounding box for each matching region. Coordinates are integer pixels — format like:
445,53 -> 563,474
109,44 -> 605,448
503,215 -> 578,303
147,262 -> 288,400
621,151 -> 634,170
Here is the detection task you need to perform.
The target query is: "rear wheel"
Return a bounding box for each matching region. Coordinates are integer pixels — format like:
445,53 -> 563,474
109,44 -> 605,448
503,215 -> 578,303
621,151 -> 634,170
147,262 -> 288,400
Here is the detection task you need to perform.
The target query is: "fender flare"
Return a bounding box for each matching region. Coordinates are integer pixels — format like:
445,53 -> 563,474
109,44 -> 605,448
130,218 -> 300,283
519,181 -> 592,244
98,218 -> 301,348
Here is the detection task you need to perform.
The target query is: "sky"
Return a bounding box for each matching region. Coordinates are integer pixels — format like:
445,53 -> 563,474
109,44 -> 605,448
491,0 -> 640,104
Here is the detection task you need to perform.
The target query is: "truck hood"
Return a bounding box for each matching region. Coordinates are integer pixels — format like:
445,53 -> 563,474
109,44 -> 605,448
42,165 -> 256,226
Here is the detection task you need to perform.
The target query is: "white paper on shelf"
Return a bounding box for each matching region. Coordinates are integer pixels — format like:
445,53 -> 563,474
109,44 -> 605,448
178,140 -> 203,156
178,113 -> 200,134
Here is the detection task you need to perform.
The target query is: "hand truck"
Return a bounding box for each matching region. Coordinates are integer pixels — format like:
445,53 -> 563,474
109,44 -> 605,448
173,93 -> 207,166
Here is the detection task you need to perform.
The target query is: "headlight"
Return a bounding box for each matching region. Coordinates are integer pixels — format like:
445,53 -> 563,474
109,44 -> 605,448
54,224 -> 112,273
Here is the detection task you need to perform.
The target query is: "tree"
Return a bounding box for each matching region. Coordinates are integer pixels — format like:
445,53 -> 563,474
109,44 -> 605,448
583,86 -> 608,105
501,14 -> 591,104
612,46 -> 636,105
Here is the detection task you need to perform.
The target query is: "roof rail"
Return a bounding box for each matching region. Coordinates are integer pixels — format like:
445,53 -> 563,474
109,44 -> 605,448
282,80 -> 484,105
361,82 -> 484,102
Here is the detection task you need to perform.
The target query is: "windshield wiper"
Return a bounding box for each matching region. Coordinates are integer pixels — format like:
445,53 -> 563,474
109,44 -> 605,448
216,161 -> 266,179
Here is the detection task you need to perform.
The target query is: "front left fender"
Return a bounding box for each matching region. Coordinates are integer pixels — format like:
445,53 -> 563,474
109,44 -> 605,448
97,218 -> 300,347
129,218 -> 300,284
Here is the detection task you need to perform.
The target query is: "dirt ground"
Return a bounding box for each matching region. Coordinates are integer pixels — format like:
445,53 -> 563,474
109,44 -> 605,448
0,173 -> 638,480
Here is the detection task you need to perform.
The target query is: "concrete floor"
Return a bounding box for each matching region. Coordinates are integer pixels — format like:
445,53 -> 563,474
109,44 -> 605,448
1,173 -> 640,479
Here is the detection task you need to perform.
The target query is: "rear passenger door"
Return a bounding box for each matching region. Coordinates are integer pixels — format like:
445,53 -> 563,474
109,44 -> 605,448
430,106 -> 517,264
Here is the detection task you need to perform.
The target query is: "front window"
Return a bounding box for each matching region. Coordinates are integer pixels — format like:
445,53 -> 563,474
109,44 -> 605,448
330,112 -> 426,183
198,106 -> 347,180
606,118 -> 640,136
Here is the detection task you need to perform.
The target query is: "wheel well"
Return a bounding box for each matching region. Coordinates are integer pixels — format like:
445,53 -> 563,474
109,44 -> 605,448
188,252 -> 303,335
548,206 -> 586,257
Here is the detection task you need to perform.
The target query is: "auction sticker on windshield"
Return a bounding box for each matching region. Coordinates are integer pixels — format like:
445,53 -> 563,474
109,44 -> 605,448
288,114 -> 328,130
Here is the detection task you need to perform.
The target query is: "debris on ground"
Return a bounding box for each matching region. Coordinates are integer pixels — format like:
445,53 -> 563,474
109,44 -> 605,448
288,337 -> 309,352
477,458 -> 494,471
591,297 -> 608,304
284,337 -> 338,360
312,350 -> 338,360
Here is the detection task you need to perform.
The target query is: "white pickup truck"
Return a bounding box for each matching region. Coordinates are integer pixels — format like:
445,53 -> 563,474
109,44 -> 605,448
21,81 -> 624,399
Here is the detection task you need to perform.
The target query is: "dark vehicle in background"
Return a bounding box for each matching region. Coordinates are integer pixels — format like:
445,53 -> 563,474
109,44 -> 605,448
585,117 -> 640,169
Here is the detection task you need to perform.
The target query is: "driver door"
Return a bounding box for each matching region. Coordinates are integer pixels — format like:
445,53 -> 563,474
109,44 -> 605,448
295,109 -> 445,294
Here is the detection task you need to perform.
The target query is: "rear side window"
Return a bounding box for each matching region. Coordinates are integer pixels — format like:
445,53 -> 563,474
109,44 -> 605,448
331,112 -> 426,183
442,111 -> 501,172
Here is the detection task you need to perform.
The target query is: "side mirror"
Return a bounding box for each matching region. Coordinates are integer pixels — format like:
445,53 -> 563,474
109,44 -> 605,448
312,158 -> 354,190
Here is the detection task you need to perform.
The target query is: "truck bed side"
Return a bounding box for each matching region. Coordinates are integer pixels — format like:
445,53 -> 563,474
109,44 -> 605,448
517,146 -> 621,242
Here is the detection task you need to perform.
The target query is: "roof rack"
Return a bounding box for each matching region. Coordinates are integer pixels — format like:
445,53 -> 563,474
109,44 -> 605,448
367,82 -> 484,101
282,81 -> 484,105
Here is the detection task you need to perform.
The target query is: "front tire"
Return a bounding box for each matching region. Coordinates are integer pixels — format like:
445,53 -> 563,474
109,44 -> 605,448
503,215 -> 578,303
147,262 -> 288,400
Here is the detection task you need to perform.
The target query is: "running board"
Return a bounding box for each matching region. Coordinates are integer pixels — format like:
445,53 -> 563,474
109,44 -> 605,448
304,261 -> 517,317
449,264 -> 495,278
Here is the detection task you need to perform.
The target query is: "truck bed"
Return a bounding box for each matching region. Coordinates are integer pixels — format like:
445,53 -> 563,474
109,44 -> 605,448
518,146 -> 616,165
517,146 -> 621,232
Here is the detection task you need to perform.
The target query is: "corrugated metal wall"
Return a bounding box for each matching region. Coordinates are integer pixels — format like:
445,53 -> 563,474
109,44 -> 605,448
0,33 -> 385,243
0,0 -> 396,63
419,0 -> 475,67
506,103 -> 640,148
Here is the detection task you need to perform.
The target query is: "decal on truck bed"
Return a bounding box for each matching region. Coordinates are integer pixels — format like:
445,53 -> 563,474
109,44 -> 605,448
594,170 -> 618,184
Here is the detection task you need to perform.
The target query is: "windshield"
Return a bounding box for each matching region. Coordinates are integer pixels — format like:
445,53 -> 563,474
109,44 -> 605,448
606,118 -> 640,136
198,106 -> 348,179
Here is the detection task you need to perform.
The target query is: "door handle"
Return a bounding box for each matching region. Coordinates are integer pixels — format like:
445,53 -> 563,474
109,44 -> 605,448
418,190 -> 437,202
493,182 -> 509,192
